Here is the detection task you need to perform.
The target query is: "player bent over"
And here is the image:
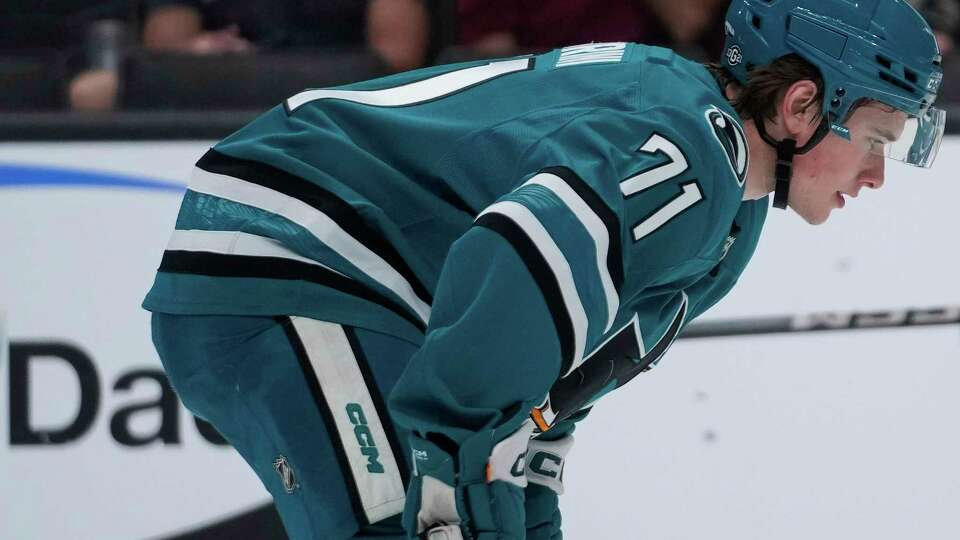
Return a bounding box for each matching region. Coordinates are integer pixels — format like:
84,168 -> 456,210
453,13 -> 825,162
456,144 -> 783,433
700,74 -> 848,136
144,0 -> 943,538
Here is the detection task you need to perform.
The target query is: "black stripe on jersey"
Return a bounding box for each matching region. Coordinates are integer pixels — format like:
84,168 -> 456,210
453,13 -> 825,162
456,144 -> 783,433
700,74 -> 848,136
538,165 -> 624,292
635,293 -> 688,371
278,316 -> 369,526
342,327 -> 411,489
159,250 -> 426,332
475,214 -> 576,377
196,149 -> 433,306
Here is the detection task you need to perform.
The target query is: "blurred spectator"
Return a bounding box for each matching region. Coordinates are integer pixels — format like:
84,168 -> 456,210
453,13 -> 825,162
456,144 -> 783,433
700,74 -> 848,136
454,0 -> 727,62
68,19 -> 133,111
909,0 -> 960,103
644,0 -> 729,59
1,3 -> 132,110
1,3 -> 137,54
910,0 -> 959,56
70,0 -> 429,111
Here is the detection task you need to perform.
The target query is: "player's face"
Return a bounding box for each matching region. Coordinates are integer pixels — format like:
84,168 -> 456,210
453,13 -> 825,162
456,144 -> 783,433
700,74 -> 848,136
788,103 -> 907,225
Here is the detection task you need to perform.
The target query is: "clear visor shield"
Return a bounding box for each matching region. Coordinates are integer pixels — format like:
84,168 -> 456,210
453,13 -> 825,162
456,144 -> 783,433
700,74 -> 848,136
880,106 -> 945,168
851,105 -> 946,168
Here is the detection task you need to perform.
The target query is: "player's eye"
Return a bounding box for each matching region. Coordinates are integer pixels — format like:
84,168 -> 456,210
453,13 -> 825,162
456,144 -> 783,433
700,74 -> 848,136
867,137 -> 885,153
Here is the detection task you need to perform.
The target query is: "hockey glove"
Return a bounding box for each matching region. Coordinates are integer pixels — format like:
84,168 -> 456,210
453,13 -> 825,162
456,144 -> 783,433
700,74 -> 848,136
523,435 -> 574,540
403,423 -> 537,539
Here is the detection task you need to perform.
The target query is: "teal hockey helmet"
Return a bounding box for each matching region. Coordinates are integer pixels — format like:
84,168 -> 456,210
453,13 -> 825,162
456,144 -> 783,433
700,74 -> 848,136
722,0 -> 945,169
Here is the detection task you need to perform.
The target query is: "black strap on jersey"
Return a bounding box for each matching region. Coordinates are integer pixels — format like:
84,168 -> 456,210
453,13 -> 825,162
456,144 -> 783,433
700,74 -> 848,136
755,114 -> 832,209
771,137 -> 796,209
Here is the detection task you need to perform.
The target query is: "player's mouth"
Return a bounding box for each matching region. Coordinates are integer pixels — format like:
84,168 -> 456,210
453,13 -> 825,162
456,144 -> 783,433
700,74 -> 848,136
836,190 -> 858,208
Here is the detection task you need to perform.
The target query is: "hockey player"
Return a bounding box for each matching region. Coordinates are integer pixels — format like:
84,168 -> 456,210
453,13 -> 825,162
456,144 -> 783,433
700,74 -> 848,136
144,0 -> 944,538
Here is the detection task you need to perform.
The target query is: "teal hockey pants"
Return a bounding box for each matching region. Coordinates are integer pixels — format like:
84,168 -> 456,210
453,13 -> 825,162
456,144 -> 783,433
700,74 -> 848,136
151,313 -> 418,540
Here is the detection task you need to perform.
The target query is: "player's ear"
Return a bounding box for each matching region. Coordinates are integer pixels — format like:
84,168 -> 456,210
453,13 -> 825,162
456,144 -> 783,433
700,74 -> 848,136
778,79 -> 820,140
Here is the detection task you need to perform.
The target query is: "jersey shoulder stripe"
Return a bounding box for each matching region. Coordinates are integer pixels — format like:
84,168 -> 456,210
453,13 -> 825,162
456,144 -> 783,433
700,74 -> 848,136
187,150 -> 432,324
520,167 -> 622,333
474,208 -> 581,378
537,166 -> 623,294
285,57 -> 535,112
158,249 -> 427,332
197,149 -> 432,303
166,229 -> 345,274
474,166 -> 622,378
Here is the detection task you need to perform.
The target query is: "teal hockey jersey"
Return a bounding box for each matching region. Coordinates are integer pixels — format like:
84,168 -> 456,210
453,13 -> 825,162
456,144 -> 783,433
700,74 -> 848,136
144,42 -> 768,441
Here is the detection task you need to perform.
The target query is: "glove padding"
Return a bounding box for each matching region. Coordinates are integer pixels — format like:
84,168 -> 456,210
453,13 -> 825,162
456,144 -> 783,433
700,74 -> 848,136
524,482 -> 562,540
404,432 -> 529,539
523,434 -> 573,540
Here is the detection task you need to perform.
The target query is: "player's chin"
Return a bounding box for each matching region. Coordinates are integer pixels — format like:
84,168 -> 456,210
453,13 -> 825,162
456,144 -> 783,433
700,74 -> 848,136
794,203 -> 832,225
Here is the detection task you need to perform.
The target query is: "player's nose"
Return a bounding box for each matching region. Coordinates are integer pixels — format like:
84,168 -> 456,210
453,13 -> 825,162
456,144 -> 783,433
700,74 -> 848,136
860,155 -> 885,190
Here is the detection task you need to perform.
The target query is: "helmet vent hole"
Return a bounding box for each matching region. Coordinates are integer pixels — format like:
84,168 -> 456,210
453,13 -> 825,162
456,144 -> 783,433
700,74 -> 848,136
878,71 -> 915,93
751,15 -> 762,29
876,55 -> 893,69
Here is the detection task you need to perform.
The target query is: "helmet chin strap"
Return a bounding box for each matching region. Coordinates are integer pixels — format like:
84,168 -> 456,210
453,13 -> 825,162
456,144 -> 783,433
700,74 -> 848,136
755,115 -> 831,209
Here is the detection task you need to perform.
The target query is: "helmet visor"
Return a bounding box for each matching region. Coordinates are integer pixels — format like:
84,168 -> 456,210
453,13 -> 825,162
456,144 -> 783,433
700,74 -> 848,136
854,105 -> 946,168
875,106 -> 945,168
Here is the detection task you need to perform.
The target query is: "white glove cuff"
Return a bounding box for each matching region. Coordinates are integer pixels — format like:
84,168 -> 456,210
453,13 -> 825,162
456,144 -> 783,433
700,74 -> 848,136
524,435 -> 574,495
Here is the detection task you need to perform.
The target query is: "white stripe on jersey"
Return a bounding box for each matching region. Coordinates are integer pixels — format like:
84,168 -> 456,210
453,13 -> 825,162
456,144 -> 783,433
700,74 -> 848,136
521,172 -> 619,333
286,58 -> 532,112
291,318 -> 406,523
187,167 -> 431,324
478,200 -> 589,377
166,229 -> 346,275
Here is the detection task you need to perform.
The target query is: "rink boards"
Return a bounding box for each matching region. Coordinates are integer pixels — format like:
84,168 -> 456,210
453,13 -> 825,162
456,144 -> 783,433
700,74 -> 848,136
1,140 -> 957,539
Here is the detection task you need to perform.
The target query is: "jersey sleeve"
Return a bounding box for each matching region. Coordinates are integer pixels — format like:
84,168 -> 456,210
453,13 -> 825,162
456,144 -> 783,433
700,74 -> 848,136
388,181 -> 608,535
387,102 -> 744,534
388,136 -> 632,535
388,221 -> 566,477
514,104 -> 747,427
388,220 -> 565,537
